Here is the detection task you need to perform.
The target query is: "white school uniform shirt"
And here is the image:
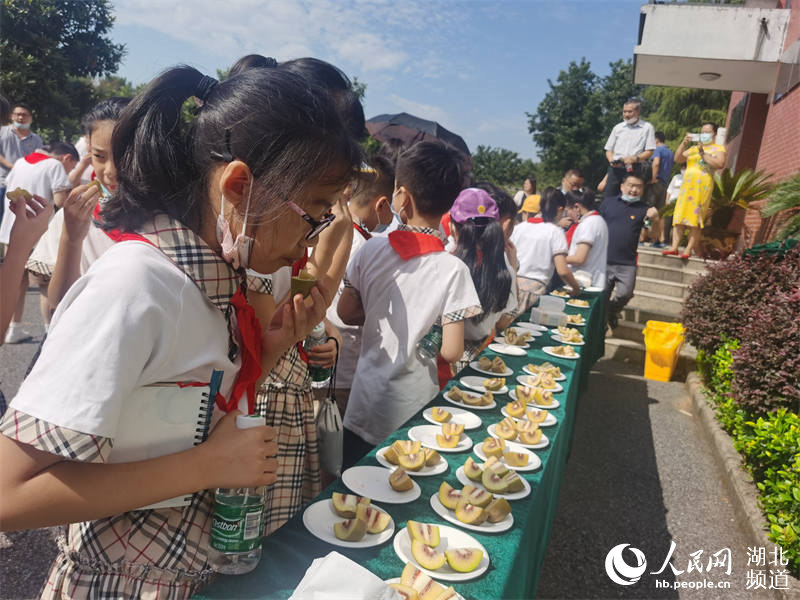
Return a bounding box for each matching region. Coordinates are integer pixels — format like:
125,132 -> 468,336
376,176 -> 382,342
463,256 -> 518,343
511,220 -> 569,284
0,155 -> 70,244
343,225 -> 482,445
8,238 -> 239,439
325,225 -> 371,389
27,205 -> 116,277
568,212 -> 608,288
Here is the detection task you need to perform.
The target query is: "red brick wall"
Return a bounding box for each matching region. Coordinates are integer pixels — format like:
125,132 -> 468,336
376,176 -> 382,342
725,93 -> 770,172
756,3 -> 800,182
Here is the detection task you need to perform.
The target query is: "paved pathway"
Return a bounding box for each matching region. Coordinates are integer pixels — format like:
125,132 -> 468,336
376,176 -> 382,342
0,289 -> 772,599
538,359 -> 767,599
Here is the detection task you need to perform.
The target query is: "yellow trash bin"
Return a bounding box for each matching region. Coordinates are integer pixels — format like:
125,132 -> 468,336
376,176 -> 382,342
642,321 -> 685,382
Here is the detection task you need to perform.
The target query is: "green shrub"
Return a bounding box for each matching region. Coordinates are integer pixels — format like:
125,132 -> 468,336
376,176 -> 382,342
737,409 -> 800,571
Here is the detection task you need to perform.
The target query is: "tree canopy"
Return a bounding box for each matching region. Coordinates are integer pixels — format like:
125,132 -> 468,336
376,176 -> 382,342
472,145 -> 537,192
0,0 -> 125,140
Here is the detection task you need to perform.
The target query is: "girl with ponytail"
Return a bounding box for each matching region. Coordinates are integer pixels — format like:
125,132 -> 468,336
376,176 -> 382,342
0,64 -> 361,597
449,187 -> 517,372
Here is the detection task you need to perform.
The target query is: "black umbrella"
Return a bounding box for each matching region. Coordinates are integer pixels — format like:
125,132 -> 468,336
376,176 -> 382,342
366,112 -> 471,160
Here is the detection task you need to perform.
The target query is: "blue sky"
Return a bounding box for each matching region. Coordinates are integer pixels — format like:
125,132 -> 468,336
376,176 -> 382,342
109,0 -> 644,160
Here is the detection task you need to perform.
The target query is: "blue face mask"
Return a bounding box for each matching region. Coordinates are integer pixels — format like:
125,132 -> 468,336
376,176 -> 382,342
12,121 -> 30,130
699,132 -> 713,144
620,194 -> 641,204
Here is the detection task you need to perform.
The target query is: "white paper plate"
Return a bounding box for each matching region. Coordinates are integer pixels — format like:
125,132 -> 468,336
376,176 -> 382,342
564,318 -> 586,327
341,466 -> 421,503
516,322 -> 548,332
393,524 -> 490,582
443,388 -> 497,411
302,499 -> 394,548
515,375 -> 564,393
492,337 -> 529,349
384,579 -> 466,600
500,406 -> 558,427
408,425 -> 474,453
521,364 -> 567,381
487,343 -> 527,357
423,406 -> 482,430
549,331 -> 585,346
375,446 -> 448,476
429,493 -> 514,533
549,290 -> 571,299
455,466 -> 531,500
542,346 -> 580,360
487,423 -> 549,450
584,286 -> 605,292
509,388 -> 561,409
473,440 -> 541,472
468,361 -> 513,377
459,375 -> 509,395
566,299 -> 591,309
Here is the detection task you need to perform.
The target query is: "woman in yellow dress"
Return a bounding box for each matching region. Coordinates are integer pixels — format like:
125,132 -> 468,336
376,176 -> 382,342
663,122 -> 726,258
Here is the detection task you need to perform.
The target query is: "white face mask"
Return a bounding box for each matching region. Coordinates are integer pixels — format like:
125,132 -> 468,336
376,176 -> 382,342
216,181 -> 254,270
700,132 -> 713,144
624,117 -> 639,126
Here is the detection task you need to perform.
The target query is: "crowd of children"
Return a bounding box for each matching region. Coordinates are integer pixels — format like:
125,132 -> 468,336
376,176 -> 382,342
0,52 -> 610,598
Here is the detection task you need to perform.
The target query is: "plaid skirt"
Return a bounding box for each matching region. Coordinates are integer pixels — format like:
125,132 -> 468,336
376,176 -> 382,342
255,344 -> 321,536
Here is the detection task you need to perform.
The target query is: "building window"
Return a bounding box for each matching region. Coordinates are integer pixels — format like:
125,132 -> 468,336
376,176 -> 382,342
727,94 -> 748,141
774,39 -> 800,104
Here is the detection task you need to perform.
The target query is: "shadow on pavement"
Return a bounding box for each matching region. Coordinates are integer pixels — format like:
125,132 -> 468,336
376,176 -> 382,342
537,359 -> 679,599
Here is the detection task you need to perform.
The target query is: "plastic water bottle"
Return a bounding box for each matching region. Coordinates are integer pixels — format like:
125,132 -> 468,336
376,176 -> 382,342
208,414 -> 267,574
305,321 -> 331,389
416,324 -> 443,361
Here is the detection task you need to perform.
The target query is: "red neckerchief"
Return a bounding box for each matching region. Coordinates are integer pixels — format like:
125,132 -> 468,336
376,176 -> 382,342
116,232 -> 262,414
440,212 -> 452,237
24,152 -> 51,164
388,230 -> 445,260
353,222 -> 372,240
565,222 -> 578,245
527,217 -> 544,223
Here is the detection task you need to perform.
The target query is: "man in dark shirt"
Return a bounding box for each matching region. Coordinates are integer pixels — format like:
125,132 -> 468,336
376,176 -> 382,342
599,172 -> 649,330
642,131 -> 674,246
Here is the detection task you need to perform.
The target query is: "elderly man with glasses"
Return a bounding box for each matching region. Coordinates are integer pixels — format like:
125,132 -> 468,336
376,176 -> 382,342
0,104 -> 44,228
603,99 -> 655,199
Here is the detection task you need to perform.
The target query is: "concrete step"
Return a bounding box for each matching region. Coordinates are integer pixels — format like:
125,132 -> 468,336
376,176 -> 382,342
636,247 -> 711,271
626,289 -> 685,316
604,336 -> 697,380
637,262 -> 704,285
634,276 -> 689,299
618,306 -> 682,326
611,320 -> 645,343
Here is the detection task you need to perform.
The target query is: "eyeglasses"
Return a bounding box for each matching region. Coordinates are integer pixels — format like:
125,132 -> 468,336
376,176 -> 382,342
286,200 -> 335,240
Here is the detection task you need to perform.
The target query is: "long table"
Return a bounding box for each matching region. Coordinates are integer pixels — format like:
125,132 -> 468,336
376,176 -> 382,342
197,292 -> 605,600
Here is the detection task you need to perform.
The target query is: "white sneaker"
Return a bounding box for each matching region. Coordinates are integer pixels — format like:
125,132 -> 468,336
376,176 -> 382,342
4,327 -> 32,344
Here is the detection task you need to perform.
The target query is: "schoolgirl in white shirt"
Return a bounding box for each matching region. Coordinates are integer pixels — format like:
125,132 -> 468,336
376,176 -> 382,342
510,187 -> 583,310
0,65 -> 361,598
566,188 -> 609,288
449,187 -> 518,372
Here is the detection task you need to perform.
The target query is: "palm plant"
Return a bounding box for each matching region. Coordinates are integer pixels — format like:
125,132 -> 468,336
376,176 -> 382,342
762,172 -> 800,241
708,168 -> 774,229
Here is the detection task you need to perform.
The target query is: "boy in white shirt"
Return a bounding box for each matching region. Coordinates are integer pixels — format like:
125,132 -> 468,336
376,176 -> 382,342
566,188 -> 609,288
337,142 -> 482,467
325,153 -> 395,417
0,142 -> 77,342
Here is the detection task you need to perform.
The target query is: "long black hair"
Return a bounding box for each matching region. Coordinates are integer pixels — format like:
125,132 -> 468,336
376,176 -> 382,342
539,187 -> 566,223
104,65 -> 362,232
453,218 -> 512,317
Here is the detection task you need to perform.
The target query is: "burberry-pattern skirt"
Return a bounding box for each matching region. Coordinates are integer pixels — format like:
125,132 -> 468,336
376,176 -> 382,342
255,344 -> 322,536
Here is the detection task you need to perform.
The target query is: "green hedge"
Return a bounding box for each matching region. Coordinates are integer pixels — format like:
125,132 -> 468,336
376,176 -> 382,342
703,340 -> 799,572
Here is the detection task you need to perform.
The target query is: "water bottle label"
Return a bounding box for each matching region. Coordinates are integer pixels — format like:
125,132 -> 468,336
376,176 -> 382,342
210,503 -> 264,552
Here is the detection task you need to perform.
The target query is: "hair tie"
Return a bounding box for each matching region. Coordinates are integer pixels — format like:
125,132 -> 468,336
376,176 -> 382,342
195,75 -> 219,102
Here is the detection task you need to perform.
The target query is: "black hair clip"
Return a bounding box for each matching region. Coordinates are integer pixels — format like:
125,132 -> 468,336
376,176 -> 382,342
210,128 -> 234,162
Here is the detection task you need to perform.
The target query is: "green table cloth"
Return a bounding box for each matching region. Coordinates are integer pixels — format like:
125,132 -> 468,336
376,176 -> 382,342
197,293 -> 605,600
